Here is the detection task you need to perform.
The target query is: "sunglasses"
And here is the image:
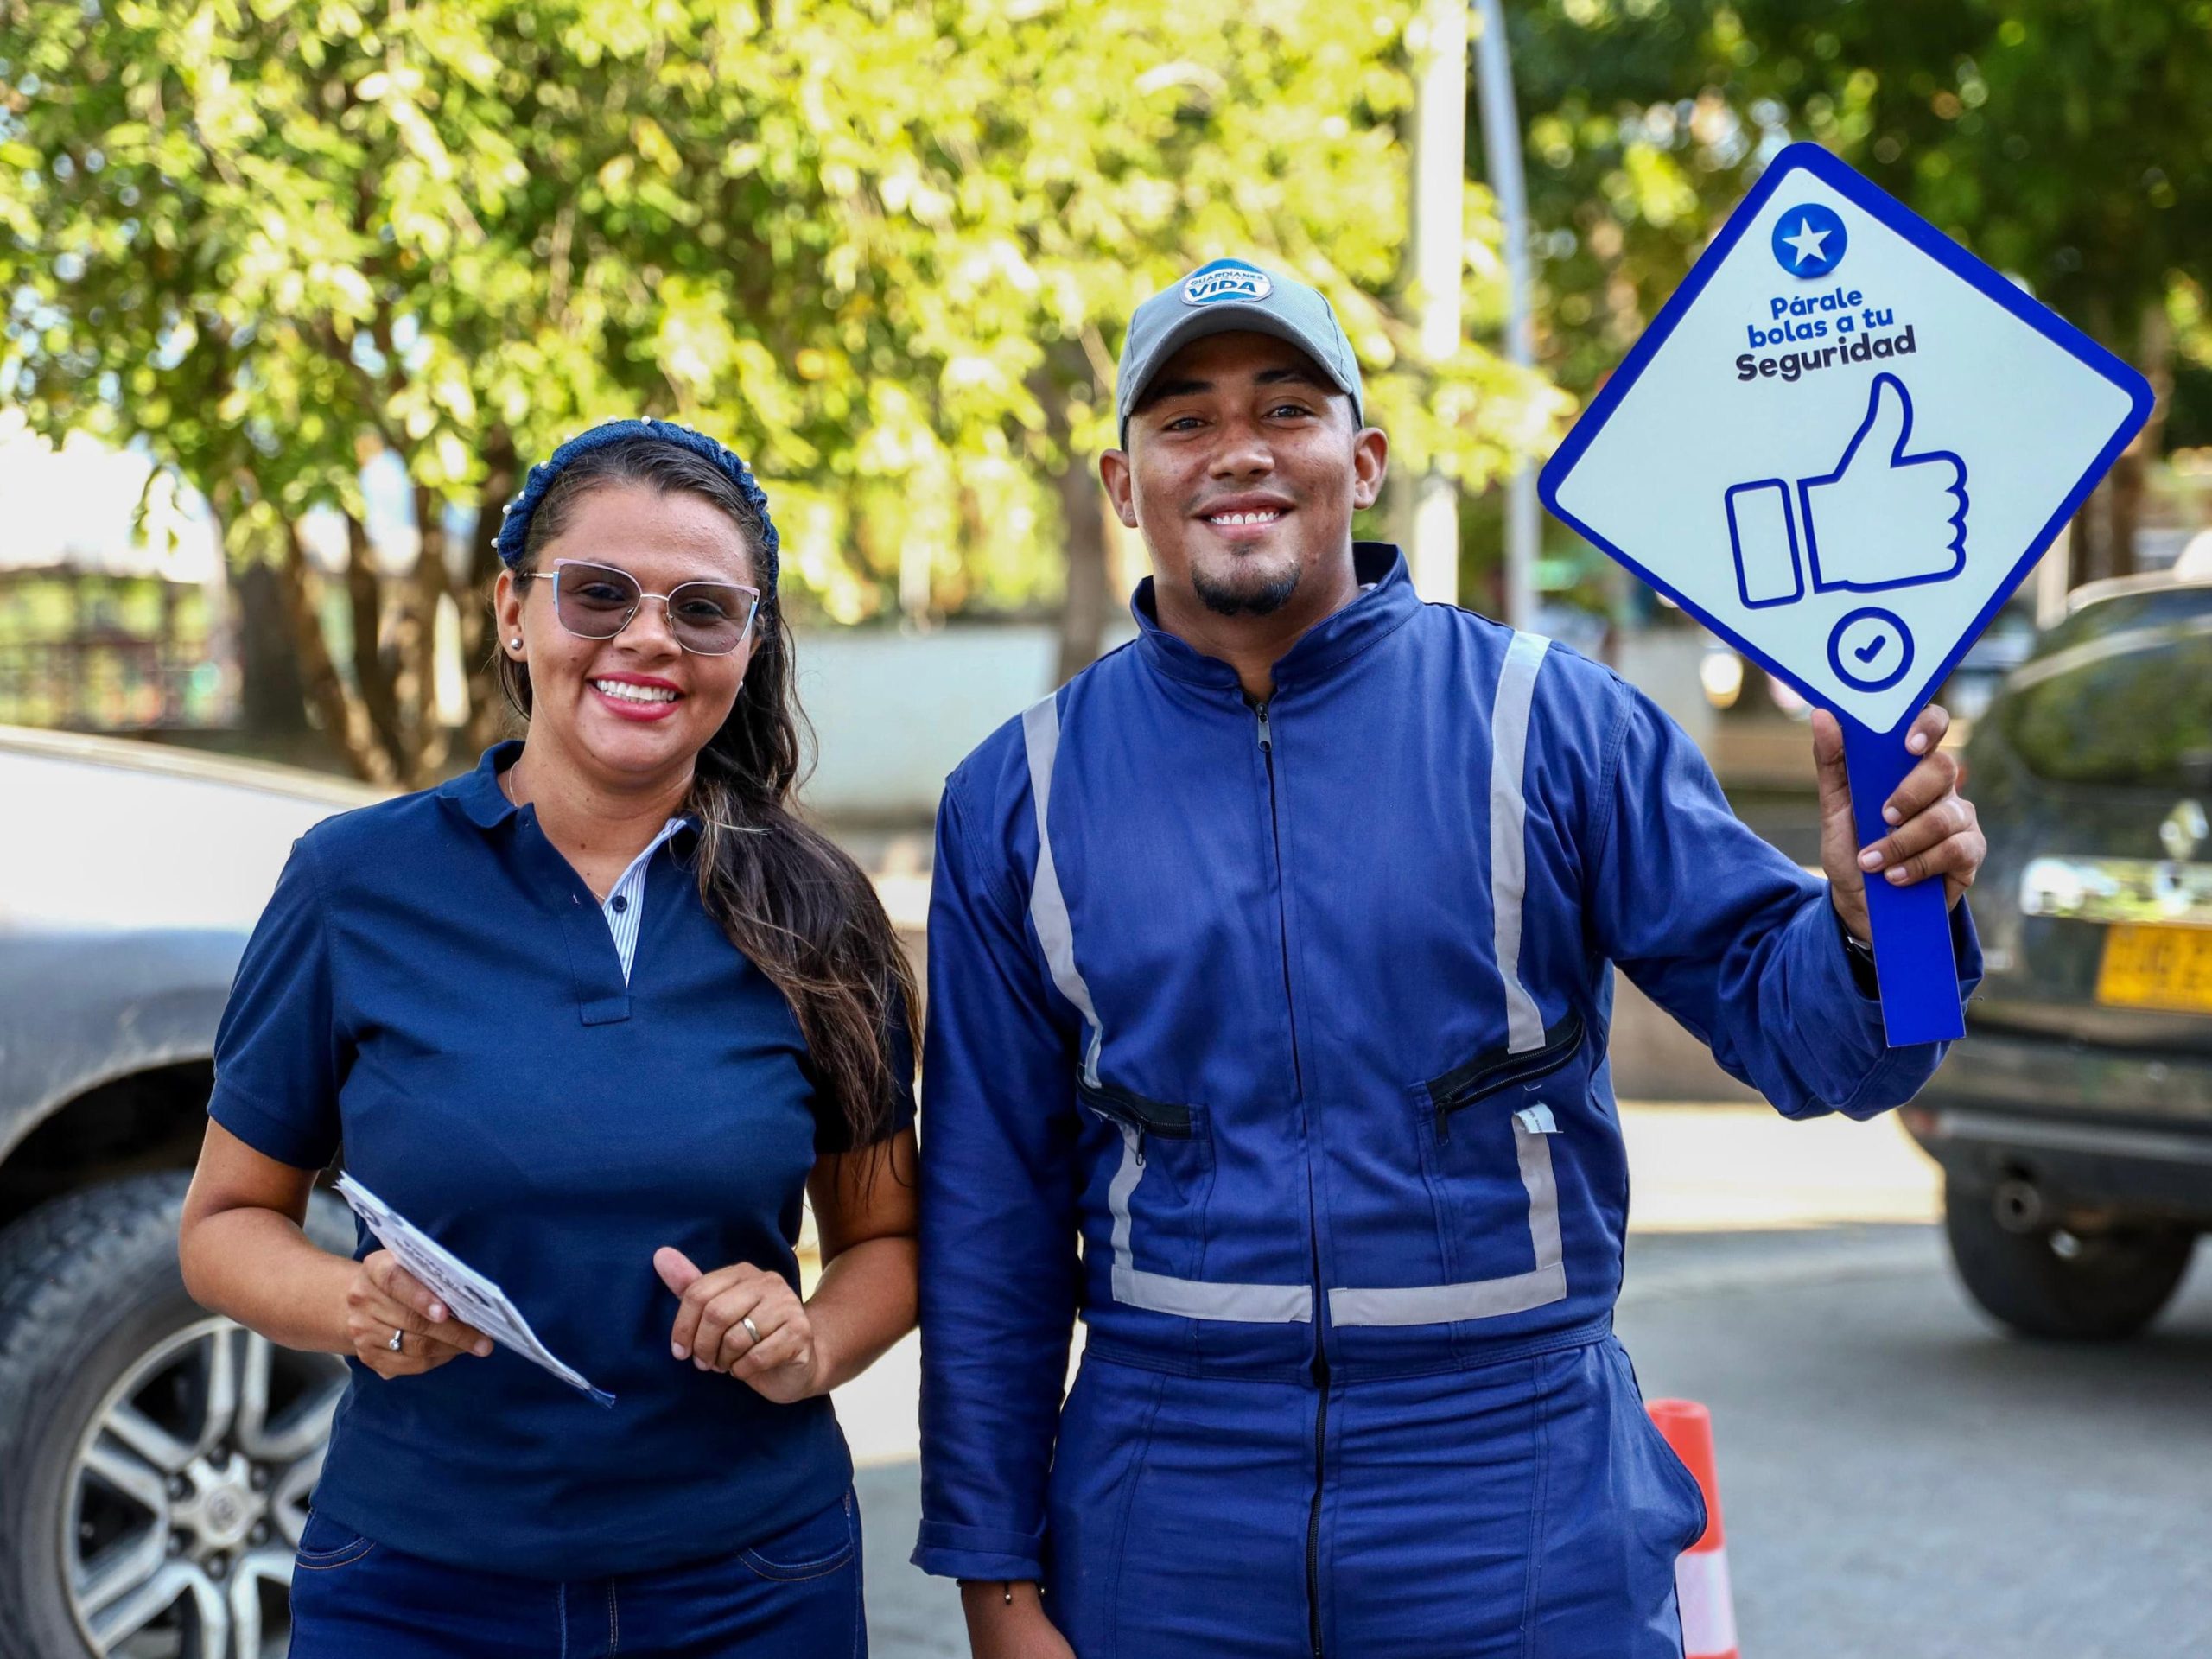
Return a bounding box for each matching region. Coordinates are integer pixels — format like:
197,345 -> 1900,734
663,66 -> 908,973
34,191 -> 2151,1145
519,559 -> 760,657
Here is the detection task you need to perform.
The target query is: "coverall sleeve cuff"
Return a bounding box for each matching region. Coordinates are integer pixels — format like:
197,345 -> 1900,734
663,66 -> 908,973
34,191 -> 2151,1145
910,1521 -> 1046,1583
1823,895 -> 1985,1121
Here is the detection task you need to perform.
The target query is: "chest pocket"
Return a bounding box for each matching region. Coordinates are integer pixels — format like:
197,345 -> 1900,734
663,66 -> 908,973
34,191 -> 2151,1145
1338,1010 -> 1584,1326
1078,1082 -> 1220,1304
1325,626 -> 1575,1329
1076,1071 -> 1312,1323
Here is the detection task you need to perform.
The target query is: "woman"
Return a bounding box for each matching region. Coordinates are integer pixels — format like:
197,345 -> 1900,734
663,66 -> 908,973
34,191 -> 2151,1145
178,420 -> 918,1657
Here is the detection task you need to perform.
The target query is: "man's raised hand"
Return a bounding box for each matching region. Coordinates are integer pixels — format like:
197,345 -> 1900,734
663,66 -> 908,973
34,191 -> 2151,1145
1814,703 -> 1986,945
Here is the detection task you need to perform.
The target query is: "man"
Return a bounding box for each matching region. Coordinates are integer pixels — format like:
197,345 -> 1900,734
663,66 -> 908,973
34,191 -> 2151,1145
914,258 -> 1984,1658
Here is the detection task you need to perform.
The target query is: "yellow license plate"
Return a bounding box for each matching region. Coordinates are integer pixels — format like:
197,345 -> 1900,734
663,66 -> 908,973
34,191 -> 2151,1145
2096,924 -> 2212,1014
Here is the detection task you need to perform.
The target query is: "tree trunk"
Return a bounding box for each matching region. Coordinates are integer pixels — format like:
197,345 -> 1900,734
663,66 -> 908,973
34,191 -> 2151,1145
2066,488 -> 2101,588
404,484 -> 454,782
207,476 -> 308,740
463,429 -> 519,753
345,512 -> 408,778
2106,299 -> 2176,585
279,518 -> 394,785
230,556 -> 309,736
1027,343 -> 1115,685
2105,454 -> 2143,582
2069,299 -> 2171,588
1054,438 -> 1111,686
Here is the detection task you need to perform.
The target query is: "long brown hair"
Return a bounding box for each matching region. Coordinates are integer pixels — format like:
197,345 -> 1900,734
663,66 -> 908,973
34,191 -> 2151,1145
496,436 -> 917,1150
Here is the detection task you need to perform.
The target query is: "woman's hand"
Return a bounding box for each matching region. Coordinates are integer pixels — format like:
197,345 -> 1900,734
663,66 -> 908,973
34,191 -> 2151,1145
346,1249 -> 493,1380
962,1582 -> 1075,1659
655,1248 -> 821,1404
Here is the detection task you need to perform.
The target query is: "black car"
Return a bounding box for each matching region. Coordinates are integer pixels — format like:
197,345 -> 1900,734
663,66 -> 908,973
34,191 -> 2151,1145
1903,575 -> 2212,1339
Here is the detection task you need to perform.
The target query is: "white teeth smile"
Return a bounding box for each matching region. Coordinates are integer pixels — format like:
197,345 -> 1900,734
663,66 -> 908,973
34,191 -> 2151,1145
592,679 -> 678,704
1208,509 -> 1284,526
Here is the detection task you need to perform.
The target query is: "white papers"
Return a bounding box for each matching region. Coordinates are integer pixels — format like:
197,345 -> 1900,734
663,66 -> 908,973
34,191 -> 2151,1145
334,1173 -> 614,1408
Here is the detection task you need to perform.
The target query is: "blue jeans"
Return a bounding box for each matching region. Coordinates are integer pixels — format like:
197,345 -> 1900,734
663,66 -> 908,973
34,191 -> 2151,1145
287,1487 -> 866,1658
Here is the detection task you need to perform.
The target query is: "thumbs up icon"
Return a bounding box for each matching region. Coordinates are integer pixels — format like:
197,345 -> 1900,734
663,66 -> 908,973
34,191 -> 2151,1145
1726,374 -> 1968,610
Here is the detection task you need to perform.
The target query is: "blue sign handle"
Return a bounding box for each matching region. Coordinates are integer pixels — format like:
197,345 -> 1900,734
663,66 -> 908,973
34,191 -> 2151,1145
1840,716 -> 1966,1046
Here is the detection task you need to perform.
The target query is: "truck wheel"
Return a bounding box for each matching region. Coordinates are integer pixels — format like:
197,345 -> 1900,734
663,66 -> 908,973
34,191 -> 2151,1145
0,1172 -> 351,1659
1943,1177 -> 2196,1341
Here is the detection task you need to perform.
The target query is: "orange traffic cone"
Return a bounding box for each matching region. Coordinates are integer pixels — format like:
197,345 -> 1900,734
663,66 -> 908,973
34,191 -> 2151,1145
1648,1399 -> 1739,1659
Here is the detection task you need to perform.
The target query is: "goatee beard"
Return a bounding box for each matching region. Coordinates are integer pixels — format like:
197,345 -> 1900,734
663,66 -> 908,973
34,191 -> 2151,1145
1192,563 -> 1300,618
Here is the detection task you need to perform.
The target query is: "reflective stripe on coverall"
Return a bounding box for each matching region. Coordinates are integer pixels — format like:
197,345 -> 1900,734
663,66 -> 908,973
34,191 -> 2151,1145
915,544 -> 1980,1657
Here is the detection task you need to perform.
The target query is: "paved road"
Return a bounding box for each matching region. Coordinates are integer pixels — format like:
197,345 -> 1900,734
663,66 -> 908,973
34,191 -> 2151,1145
1617,1225 -> 2212,1659
843,1110 -> 2212,1658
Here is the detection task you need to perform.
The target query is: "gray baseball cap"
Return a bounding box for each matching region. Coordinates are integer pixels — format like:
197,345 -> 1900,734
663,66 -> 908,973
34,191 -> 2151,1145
1116,258 -> 1365,444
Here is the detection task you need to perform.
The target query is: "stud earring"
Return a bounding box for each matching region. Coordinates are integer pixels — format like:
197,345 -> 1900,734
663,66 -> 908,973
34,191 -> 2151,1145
511,637 -> 523,650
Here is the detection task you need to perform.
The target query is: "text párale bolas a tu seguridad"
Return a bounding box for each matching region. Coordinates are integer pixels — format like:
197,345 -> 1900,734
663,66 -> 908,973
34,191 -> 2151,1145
1736,285 -> 1916,384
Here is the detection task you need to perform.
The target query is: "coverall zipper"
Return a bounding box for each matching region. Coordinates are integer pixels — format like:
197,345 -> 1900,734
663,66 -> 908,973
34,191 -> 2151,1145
1257,699 -> 1329,1659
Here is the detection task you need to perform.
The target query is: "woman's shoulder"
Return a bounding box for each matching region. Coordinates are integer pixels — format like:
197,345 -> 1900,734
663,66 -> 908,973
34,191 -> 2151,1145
296,778 -> 475,877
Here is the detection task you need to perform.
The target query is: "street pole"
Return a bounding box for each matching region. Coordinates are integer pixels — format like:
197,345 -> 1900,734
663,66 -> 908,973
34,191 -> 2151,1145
1472,0 -> 1537,629
1408,0 -> 1467,605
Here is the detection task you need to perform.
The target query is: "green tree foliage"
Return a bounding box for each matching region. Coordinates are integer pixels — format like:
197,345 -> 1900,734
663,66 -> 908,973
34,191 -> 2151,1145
1498,0 -> 2212,576
1,0 -> 1546,779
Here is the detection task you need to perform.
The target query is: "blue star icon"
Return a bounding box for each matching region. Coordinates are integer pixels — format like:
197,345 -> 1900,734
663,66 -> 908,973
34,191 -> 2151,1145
1770,202 -> 1848,278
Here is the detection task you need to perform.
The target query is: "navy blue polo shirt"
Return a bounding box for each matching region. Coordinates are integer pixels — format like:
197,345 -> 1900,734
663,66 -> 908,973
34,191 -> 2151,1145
208,742 -> 912,1578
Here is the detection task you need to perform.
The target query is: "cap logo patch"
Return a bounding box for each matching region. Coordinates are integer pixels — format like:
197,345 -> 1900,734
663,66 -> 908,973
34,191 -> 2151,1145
1181,262 -> 1273,306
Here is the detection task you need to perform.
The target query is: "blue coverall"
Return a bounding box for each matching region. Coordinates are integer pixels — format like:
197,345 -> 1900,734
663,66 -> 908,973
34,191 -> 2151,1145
915,545 -> 1980,1657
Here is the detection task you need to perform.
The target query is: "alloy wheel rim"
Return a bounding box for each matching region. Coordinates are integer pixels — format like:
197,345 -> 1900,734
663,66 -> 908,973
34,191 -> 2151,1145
62,1316 -> 346,1659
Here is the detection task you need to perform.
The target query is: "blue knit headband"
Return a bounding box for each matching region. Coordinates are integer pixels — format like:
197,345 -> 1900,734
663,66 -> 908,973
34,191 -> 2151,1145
494,418 -> 780,591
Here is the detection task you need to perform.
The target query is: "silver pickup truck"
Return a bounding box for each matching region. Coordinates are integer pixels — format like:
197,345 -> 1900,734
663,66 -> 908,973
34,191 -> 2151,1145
0,727 -> 378,1659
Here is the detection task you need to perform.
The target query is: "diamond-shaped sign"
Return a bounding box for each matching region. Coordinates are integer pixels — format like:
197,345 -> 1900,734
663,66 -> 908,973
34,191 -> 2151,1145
1540,143 -> 2152,737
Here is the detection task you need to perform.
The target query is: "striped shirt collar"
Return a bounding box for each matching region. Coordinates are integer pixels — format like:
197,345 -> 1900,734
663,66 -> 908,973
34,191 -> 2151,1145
600,817 -> 691,983
437,745 -> 697,982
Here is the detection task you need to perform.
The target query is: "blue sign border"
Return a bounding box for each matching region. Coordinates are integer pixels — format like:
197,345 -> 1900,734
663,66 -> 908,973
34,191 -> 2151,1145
1536,142 -> 2154,737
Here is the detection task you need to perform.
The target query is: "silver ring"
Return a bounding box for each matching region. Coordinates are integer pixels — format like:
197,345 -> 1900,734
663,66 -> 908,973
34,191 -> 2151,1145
741,1315 -> 762,1347
386,1327 -> 404,1353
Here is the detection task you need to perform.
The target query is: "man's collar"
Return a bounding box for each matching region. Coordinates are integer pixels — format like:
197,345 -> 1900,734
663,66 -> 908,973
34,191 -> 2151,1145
1131,543 -> 1420,690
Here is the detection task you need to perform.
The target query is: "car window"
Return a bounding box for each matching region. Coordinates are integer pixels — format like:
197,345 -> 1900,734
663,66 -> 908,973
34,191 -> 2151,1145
2000,584 -> 2212,788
